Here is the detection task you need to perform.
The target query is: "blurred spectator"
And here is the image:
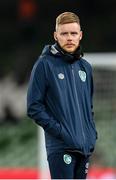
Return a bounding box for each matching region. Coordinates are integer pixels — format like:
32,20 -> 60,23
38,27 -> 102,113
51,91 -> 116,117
0,75 -> 27,124
10,0 -> 39,86
17,0 -> 38,44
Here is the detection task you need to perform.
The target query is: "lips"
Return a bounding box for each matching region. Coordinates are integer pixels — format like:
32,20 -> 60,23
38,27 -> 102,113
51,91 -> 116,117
66,44 -> 74,45
65,44 -> 74,47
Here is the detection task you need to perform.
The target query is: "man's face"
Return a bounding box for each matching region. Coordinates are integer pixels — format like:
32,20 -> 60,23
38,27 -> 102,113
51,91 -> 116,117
54,22 -> 82,53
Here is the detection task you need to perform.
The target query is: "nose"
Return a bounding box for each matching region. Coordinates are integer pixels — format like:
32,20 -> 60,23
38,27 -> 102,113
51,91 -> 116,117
66,33 -> 72,40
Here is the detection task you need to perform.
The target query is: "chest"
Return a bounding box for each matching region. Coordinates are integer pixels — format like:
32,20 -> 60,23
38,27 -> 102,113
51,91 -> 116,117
46,62 -> 90,95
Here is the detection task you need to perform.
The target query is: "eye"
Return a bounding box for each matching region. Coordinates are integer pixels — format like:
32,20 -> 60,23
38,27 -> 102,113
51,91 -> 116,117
71,32 -> 78,35
60,32 -> 68,36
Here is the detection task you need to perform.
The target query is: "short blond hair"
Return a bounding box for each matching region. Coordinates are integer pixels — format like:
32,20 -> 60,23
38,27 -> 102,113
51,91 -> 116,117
55,12 -> 80,31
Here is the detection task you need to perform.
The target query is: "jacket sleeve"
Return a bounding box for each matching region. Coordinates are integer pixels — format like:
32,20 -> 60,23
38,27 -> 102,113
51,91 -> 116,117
90,68 -> 98,138
91,73 -> 94,117
27,58 -> 61,138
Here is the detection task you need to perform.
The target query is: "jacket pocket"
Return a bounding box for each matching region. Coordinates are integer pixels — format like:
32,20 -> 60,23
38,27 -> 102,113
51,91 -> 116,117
60,125 -> 76,148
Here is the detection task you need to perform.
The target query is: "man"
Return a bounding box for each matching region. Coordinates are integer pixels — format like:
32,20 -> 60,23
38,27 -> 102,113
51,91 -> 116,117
27,12 -> 97,179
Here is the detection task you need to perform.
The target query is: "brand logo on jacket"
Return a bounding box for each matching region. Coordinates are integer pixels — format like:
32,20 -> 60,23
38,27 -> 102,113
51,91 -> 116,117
63,154 -> 72,164
78,70 -> 86,82
58,73 -> 64,79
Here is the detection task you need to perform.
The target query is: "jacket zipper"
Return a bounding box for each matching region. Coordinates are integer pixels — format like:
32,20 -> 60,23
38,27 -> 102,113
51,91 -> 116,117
71,64 -> 86,153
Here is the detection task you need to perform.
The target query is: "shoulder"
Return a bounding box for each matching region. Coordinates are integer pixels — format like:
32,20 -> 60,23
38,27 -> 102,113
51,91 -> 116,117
33,52 -> 50,68
34,44 -> 54,66
80,58 -> 93,72
30,56 -> 46,77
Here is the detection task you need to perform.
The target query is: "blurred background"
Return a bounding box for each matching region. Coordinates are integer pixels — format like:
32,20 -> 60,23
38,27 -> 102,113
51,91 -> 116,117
0,0 -> 116,179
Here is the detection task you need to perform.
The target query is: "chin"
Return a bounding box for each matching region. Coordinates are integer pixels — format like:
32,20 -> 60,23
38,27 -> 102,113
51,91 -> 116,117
64,46 -> 77,52
65,48 -> 75,53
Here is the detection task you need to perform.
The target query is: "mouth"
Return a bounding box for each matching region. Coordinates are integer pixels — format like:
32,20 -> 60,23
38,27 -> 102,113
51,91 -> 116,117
65,44 -> 75,47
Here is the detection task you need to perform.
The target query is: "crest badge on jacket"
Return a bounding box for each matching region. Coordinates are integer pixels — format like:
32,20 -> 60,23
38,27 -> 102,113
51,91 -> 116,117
78,70 -> 86,82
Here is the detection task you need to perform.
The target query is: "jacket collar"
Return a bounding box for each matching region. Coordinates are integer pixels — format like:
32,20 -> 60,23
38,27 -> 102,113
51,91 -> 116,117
50,43 -> 83,64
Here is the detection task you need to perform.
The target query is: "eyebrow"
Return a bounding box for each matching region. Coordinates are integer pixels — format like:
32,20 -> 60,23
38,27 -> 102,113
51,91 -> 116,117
60,31 -> 78,35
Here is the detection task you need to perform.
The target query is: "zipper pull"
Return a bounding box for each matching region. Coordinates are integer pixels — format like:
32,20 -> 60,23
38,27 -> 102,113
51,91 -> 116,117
71,64 -> 74,70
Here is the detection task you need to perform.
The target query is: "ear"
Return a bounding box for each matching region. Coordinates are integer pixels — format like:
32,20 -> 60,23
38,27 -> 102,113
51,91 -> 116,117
79,31 -> 83,40
54,32 -> 57,41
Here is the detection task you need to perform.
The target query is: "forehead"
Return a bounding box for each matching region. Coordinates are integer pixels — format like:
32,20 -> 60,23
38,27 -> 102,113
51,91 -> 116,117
56,22 -> 81,32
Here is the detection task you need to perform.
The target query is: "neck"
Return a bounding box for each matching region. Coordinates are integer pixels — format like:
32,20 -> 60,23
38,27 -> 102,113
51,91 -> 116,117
55,42 -> 83,63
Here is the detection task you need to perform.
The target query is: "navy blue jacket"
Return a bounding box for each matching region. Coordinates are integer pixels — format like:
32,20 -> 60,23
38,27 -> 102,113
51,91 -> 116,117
27,44 -> 97,156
